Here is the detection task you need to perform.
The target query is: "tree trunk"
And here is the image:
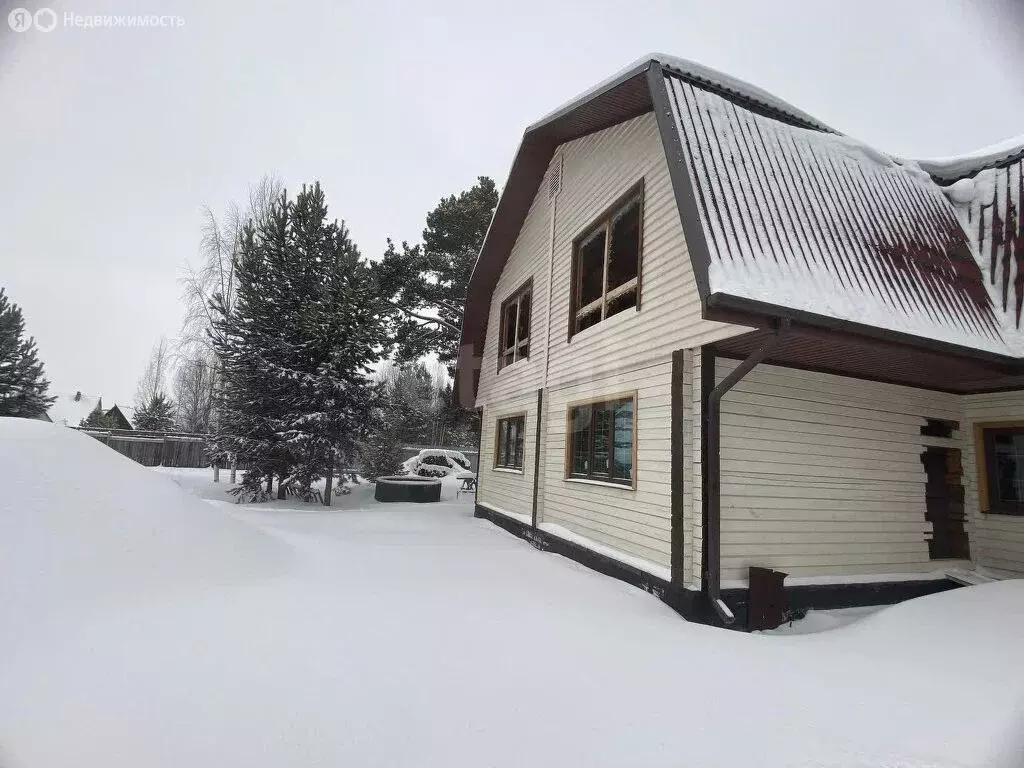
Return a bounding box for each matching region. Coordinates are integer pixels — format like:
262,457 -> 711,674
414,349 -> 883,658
277,475 -> 287,500
230,455 -> 237,484
323,465 -> 334,507
266,475 -> 273,494
213,462 -> 220,483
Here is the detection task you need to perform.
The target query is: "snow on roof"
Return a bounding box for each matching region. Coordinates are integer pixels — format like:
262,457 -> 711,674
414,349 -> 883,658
663,72 -> 1009,356
916,134 -> 1024,182
529,52 -> 835,134
938,154 -> 1024,352
46,391 -> 101,427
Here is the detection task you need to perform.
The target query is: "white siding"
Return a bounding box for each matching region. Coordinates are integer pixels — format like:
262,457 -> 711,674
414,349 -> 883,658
716,359 -> 966,581
962,391 -> 1024,575
475,163 -> 552,408
478,395 -> 538,521
542,361 -> 673,568
471,111 -> 750,572
681,349 -> 696,587
690,350 -> 704,587
544,113 -> 746,391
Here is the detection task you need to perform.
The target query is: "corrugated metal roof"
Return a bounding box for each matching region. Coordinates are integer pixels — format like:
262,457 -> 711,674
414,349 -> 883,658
663,71 -> 1009,356
942,155 -> 1024,351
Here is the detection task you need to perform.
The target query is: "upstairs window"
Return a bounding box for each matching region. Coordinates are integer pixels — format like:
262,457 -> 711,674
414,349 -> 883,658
570,183 -> 644,337
566,394 -> 636,487
495,414 -> 526,471
498,280 -> 532,371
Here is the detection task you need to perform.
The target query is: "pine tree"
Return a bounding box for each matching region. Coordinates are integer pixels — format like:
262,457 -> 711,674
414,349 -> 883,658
374,177 -> 498,368
0,288 -> 55,418
134,393 -> 176,431
359,386 -> 404,480
80,402 -> 117,429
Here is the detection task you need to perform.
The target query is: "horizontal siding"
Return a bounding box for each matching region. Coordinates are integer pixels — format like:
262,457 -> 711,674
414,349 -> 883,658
681,349 -> 695,588
962,391 -> 1024,575
716,359 -> 964,581
475,163 -> 551,407
543,113 -> 746,390
691,350 -> 703,586
542,361 -> 674,568
478,395 -> 538,521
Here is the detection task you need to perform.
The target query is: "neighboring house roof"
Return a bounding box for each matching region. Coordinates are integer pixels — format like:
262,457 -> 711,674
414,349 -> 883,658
456,54 -> 1023,399
47,392 -> 101,427
105,404 -> 134,430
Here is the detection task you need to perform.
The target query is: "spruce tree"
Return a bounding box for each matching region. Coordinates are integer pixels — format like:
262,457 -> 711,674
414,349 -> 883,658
211,183 -> 385,502
80,403 -> 117,430
0,288 -> 55,418
134,393 -> 176,431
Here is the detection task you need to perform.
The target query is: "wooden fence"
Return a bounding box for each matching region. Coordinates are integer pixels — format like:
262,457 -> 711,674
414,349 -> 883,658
78,428 -> 211,468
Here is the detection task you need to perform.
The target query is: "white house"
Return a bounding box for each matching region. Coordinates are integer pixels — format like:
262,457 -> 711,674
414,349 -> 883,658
454,53 -> 1024,629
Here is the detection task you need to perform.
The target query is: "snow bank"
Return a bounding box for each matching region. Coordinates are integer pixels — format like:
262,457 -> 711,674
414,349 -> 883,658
2,419 -> 1023,767
0,418 -> 291,649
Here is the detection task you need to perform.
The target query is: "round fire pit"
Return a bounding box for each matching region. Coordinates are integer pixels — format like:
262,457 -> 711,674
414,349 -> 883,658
374,475 -> 442,503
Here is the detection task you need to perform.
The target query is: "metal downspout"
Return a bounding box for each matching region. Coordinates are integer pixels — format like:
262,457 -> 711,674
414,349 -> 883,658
706,319 -> 790,624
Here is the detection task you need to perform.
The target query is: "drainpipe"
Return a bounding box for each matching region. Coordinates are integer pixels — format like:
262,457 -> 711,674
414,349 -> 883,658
706,319 -> 790,624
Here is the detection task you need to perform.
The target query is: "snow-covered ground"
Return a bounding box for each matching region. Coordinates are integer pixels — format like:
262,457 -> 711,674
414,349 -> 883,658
2,418 -> 1023,768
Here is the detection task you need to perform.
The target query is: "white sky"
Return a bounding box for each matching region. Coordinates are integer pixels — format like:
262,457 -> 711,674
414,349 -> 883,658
1,0 -> 1022,408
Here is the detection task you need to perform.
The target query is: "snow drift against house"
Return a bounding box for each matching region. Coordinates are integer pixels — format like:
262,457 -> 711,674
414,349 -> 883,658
662,72 -> 1010,356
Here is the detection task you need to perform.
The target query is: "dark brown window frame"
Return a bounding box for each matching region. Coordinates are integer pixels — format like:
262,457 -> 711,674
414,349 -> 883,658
568,180 -> 645,341
497,278 -> 533,372
563,391 -> 638,489
494,413 -> 527,471
977,422 -> 1024,516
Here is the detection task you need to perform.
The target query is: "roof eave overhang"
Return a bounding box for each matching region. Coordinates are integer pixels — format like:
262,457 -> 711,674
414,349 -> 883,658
705,292 -> 1021,369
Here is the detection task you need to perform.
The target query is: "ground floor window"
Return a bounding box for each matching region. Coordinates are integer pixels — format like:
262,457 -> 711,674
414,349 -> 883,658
566,394 -> 636,486
981,425 -> 1024,515
495,414 -> 525,470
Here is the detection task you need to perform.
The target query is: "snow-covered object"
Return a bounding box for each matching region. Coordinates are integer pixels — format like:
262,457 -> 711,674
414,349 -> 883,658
663,73 -> 1009,355
917,133 -> 1024,181
1,431 -> 1023,766
46,391 -> 101,427
402,448 -> 472,477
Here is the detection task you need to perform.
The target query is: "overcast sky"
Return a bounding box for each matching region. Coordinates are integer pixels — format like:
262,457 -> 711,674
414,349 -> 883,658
1,0 -> 1022,410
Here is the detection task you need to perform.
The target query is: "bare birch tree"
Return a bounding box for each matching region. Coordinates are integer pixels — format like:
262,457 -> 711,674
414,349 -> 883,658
180,174 -> 283,355
134,337 -> 173,412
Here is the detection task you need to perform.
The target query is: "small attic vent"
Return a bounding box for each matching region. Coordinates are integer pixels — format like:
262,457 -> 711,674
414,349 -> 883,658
547,155 -> 562,201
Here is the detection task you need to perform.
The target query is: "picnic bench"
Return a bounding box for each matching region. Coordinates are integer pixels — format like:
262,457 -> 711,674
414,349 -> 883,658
455,471 -> 477,496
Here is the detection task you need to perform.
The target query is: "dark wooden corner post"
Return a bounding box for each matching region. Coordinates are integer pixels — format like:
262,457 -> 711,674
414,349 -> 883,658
531,388 -> 543,528
670,350 -> 685,584
704,319 -> 790,624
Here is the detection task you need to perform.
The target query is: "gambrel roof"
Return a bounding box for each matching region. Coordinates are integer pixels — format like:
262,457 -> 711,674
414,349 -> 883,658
456,54 -> 1024,400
